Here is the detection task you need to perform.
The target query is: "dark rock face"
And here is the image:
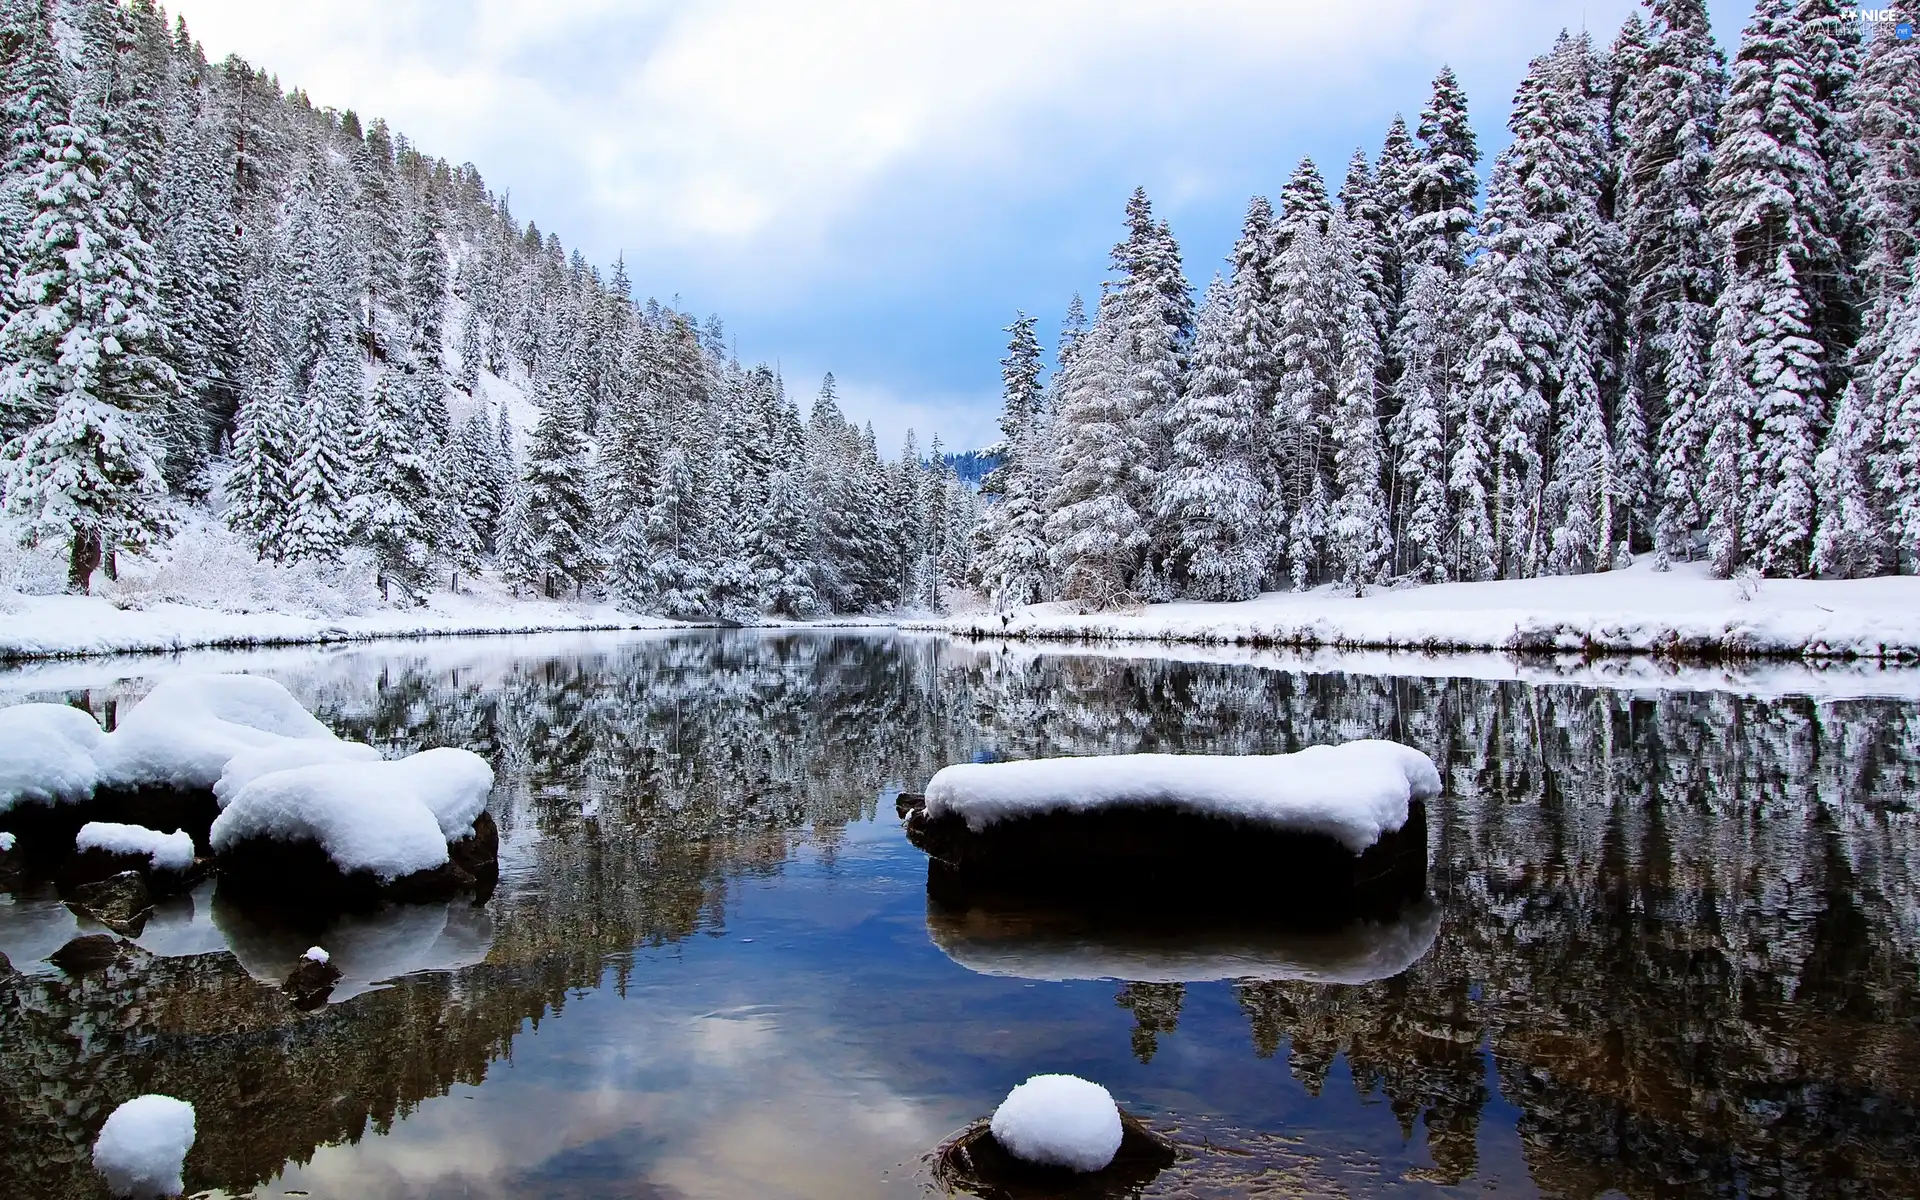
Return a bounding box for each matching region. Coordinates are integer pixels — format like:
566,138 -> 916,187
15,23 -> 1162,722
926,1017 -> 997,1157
47,933 -> 133,975
931,1110 -> 1178,1199
217,811 -> 499,906
906,799 -> 1429,918
0,835 -> 20,892
0,787 -> 220,857
282,957 -> 344,1011
65,871 -> 153,935
61,847 -> 209,898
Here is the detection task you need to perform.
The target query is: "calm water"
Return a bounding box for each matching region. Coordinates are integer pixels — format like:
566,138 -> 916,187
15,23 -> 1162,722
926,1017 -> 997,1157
2,631 -> 1917,1198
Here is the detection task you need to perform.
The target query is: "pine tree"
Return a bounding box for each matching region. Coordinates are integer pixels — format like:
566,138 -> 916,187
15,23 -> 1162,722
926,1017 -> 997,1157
356,371 -> 440,600
1325,240 -> 1391,594
1274,157 -> 1334,251
1339,150 -> 1393,349
1406,66 -> 1480,275
1810,380 -> 1885,577
752,469 -> 822,617
283,341 -> 360,563
1,100 -> 176,589
1392,266 -> 1456,583
639,444 -> 712,618
1156,277 -> 1270,601
1046,311 -> 1147,607
508,375 -> 599,599
1271,222 -> 1344,578
1622,0 -> 1725,565
983,312 -> 1043,499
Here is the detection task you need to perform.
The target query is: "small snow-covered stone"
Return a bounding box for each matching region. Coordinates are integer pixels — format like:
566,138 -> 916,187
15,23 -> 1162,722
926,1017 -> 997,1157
92,1094 -> 196,1198
0,703 -> 104,813
989,1074 -> 1123,1173
303,945 -> 329,964
77,823 -> 196,873
926,741 -> 1439,854
0,831 -> 15,852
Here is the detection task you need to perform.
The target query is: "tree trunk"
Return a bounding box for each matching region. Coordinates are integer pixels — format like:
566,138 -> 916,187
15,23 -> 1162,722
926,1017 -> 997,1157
103,546 -> 119,582
67,530 -> 102,594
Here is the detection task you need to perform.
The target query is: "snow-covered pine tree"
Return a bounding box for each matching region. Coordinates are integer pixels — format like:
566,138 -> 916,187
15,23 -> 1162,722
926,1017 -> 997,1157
639,443 -> 713,618
1373,114 -> 1417,335
1622,0 -> 1724,567
507,373 -> 599,599
1325,223 -> 1392,594
282,339 -> 360,563
1156,277 -> 1271,601
1339,150 -> 1393,351
1046,308 -> 1147,608
1707,0 -> 1849,575
1391,265 -> 1456,583
1270,222 -> 1343,582
1226,195 -> 1281,412
982,312 -> 1043,499
1810,379 -> 1886,576
1405,66 -> 1480,276
1273,157 -> 1334,253
1545,309 -> 1613,575
0,91 -> 175,589
1460,157 -> 1557,578
356,370 -> 441,600
1107,188 -> 1189,586
0,0 -> 67,388
753,467 -> 822,617
402,192 -> 451,440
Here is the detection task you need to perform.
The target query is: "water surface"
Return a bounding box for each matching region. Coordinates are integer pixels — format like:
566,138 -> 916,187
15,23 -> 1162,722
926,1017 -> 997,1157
2,630 -> 1916,1198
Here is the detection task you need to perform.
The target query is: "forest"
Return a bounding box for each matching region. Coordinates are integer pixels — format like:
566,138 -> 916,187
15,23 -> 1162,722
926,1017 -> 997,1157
0,0 -> 980,618
974,0 -> 1920,609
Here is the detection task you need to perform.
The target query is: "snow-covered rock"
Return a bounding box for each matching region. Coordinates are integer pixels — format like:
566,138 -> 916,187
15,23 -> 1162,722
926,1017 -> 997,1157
76,823 -> 195,873
989,1075 -> 1123,1173
95,674 -> 339,792
213,738 -> 381,807
0,703 -> 104,813
925,741 -> 1438,854
0,831 -> 15,852
303,945 -> 329,964
210,749 -> 495,884
91,1094 -> 196,1198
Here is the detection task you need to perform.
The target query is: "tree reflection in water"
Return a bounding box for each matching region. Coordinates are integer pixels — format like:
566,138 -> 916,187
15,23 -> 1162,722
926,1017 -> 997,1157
0,631 -> 1914,1197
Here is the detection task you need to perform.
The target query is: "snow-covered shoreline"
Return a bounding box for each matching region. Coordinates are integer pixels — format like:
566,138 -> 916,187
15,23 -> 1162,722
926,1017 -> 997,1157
0,591 -> 909,663
913,561 -> 1920,663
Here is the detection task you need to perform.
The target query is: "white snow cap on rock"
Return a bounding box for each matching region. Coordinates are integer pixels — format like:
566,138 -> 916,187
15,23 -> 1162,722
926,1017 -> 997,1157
0,831 -> 15,851
95,674 -> 339,791
990,1074 -> 1122,1173
209,749 -> 495,881
214,738 -> 382,808
926,741 -> 1440,854
303,945 -> 329,964
92,1094 -> 196,1198
0,702 -> 105,813
77,823 -> 196,873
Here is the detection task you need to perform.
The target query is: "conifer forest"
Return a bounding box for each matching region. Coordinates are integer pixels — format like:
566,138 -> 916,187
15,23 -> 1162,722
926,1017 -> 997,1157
975,1 -> 1920,609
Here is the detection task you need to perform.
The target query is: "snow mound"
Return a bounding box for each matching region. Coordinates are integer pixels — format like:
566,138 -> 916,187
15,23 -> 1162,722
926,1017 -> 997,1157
214,738 -> 381,808
303,945 -> 329,964
91,1094 -> 196,1198
76,823 -> 196,872
0,831 -> 14,851
925,741 -> 1439,854
96,674 -> 340,791
209,749 -> 495,881
0,703 -> 105,812
989,1074 -> 1122,1173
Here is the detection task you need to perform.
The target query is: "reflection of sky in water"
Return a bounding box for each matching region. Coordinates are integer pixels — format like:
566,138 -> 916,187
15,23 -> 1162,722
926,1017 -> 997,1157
243,825 -> 1527,1199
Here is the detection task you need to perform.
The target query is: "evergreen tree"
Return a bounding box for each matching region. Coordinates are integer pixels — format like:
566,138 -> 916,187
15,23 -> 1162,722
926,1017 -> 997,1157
508,376 -> 599,598
1325,240 -> 1391,594
356,371 -> 440,600
1406,66 -> 1480,275
1046,311 -> 1146,607
283,341 -> 360,563
1393,266 -> 1457,583
1157,278 -> 1270,601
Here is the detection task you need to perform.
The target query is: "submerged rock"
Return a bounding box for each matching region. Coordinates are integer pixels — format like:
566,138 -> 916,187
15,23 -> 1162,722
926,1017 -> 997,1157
281,955 -> 344,1011
67,871 -> 155,935
48,932 -> 133,974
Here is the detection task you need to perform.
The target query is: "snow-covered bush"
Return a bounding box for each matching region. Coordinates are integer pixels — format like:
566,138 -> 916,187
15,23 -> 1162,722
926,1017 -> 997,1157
95,520 -> 380,618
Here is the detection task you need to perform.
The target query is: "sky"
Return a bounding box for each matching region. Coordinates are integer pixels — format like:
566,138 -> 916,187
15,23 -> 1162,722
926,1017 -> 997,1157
166,0 -> 1767,455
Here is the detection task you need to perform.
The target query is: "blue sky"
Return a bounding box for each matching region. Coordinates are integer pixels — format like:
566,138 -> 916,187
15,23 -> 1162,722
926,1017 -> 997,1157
173,0 -> 1765,454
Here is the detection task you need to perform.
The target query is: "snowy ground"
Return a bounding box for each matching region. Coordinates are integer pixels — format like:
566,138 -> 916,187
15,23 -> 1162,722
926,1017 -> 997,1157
913,560 -> 1920,662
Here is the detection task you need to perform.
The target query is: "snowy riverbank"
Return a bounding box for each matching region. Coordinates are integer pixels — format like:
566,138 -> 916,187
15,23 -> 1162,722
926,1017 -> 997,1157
914,560 -> 1920,662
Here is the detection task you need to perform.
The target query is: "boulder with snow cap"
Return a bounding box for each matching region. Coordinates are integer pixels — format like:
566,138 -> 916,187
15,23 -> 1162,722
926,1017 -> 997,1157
211,748 -> 498,902
905,742 -> 1437,910
931,1074 -> 1176,1198
64,822 -> 207,895
92,1094 -> 196,1198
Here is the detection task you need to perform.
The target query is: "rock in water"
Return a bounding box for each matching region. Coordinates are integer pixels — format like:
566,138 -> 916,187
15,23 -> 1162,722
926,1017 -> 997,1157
66,871 -> 153,935
447,810 -> 500,889
282,954 -> 344,1011
92,1094 -> 196,1198
48,933 -> 128,974
990,1074 -> 1123,1172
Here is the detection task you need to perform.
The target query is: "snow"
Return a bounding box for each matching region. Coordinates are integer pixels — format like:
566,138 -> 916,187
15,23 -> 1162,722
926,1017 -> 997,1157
91,1094 -> 196,1198
0,832 -> 14,851
932,900 -> 1442,984
989,1074 -> 1123,1173
209,749 -> 495,880
919,559 -> 1920,661
303,945 -> 329,963
925,741 -> 1439,854
0,702 -> 104,812
94,674 -> 339,791
76,823 -> 195,872
213,738 -> 381,808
